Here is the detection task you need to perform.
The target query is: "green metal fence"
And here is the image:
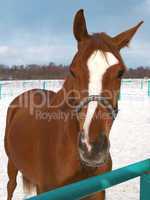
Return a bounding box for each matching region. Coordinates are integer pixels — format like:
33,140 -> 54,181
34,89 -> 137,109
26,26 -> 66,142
0,83 -> 1,99
147,80 -> 150,97
1,79 -> 150,99
26,159 -> 150,200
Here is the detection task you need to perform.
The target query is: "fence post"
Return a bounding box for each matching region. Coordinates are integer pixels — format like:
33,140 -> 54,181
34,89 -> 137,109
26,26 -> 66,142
141,79 -> 143,90
148,80 -> 150,96
0,83 -> 1,99
43,81 -> 46,90
140,173 -> 150,200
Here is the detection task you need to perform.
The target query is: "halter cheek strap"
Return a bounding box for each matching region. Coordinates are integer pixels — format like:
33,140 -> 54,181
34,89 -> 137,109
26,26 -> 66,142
75,95 -> 118,120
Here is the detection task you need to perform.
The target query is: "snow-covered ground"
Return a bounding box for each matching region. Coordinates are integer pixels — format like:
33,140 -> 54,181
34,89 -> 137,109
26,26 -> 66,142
0,80 -> 149,200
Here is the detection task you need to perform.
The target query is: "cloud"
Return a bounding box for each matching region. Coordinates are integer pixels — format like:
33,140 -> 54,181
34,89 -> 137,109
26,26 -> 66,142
122,38 -> 150,67
0,38 -> 149,68
134,0 -> 150,15
0,27 -> 77,66
0,42 -> 76,66
0,0 -> 149,68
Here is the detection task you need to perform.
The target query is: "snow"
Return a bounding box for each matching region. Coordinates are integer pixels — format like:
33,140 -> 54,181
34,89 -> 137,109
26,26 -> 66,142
0,79 -> 149,200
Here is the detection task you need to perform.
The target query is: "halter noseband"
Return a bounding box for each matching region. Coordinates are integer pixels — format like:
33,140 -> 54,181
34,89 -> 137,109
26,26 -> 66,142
75,95 -> 118,120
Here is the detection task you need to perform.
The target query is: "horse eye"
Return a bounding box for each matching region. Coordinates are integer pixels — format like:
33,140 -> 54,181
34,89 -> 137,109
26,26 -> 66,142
70,70 -> 76,78
117,69 -> 124,79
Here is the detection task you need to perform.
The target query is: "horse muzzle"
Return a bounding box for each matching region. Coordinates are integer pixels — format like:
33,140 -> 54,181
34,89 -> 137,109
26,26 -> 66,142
80,151 -> 110,168
78,133 -> 110,168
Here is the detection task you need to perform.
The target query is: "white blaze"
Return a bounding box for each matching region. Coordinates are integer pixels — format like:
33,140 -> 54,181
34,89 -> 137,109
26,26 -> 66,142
82,50 -> 118,151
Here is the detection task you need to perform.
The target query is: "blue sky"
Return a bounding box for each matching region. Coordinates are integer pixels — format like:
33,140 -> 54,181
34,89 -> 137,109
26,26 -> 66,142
0,0 -> 149,68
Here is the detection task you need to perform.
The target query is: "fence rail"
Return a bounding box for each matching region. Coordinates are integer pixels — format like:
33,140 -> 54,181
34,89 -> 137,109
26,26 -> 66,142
27,159 -> 150,200
1,79 -> 150,100
0,80 -> 64,99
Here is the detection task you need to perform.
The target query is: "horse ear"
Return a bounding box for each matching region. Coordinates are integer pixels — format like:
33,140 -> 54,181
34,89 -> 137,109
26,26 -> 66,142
112,21 -> 144,50
73,9 -> 89,42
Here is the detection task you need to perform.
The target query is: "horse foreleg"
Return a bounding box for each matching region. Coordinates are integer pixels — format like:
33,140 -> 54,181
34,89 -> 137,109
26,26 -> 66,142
7,159 -> 18,200
36,184 -> 50,195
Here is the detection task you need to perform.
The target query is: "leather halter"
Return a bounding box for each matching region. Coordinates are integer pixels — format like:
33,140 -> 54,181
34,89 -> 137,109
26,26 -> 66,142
75,95 -> 118,120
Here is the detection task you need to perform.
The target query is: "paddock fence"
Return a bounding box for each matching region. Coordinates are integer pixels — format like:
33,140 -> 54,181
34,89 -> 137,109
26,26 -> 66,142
0,79 -> 150,101
0,80 -> 64,99
26,159 -> 150,200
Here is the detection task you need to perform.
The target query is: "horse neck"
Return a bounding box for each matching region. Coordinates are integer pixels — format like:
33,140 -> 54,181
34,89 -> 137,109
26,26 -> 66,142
52,53 -> 79,108
51,75 -> 74,109
50,75 -> 79,145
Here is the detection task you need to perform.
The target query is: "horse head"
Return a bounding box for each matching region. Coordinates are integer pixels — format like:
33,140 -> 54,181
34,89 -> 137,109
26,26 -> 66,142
67,9 -> 143,167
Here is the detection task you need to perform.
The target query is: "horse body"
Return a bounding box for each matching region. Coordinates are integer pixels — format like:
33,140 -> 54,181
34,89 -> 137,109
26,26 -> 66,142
5,87 -> 112,197
4,9 -> 143,200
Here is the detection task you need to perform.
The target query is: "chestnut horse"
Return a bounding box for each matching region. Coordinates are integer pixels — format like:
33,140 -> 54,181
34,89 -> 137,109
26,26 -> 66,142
5,9 -> 143,200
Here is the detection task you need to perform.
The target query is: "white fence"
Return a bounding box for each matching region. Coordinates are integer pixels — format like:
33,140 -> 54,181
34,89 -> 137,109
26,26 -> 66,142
0,79 -> 150,101
120,79 -> 150,101
0,80 -> 64,99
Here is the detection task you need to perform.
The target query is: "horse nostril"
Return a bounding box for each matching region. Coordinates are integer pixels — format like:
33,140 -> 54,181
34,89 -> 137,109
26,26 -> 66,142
92,142 -> 101,154
92,134 -> 110,154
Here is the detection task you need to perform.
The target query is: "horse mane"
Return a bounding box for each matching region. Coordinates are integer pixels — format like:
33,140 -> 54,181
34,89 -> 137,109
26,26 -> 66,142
91,33 -> 124,63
